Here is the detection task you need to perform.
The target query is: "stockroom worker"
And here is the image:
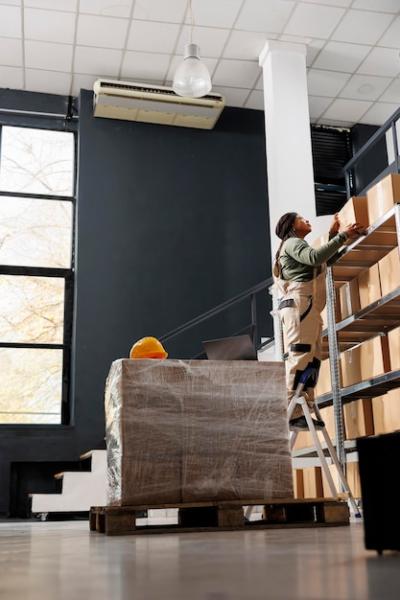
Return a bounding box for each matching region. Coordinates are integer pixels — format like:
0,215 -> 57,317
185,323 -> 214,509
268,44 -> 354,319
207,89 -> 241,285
273,212 -> 361,430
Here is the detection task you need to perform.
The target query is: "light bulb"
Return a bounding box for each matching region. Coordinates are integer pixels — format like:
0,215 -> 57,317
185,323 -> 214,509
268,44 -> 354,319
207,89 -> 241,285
172,43 -> 212,98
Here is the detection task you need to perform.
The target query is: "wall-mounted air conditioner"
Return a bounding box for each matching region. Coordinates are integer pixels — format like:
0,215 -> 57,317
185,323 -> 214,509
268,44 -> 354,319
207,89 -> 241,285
93,79 -> 225,130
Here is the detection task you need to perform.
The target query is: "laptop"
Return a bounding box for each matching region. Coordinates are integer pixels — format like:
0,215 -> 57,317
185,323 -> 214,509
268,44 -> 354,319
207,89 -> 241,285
202,334 -> 257,361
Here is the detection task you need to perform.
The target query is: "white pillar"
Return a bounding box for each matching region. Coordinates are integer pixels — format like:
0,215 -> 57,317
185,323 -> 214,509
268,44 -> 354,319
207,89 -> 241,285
259,41 -> 330,255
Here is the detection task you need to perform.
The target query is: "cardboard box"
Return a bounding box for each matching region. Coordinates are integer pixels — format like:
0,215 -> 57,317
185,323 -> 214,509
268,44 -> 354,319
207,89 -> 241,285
343,399 -> 374,439
358,264 -> 382,309
340,336 -> 389,388
303,466 -> 323,498
339,279 -> 361,320
321,288 -> 342,327
388,326 -> 400,371
294,406 -> 336,451
367,173 -> 400,225
293,470 -> 304,499
372,389 -> 400,434
338,196 -> 369,236
322,464 -> 341,498
315,358 -> 333,397
346,461 -> 361,499
379,247 -> 400,297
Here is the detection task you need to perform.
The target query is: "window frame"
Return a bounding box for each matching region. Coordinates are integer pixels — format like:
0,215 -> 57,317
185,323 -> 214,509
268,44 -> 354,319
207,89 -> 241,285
0,118 -> 77,427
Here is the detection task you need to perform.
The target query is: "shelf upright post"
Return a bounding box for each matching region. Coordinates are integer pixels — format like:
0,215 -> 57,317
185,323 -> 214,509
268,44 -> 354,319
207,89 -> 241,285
325,266 -> 346,472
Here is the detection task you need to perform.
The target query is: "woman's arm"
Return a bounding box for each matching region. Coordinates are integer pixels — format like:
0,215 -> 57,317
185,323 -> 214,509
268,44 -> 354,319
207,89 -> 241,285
284,233 -> 347,267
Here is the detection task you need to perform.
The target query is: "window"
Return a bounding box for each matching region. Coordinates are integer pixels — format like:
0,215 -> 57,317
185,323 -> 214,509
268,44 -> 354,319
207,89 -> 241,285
0,126 -> 75,425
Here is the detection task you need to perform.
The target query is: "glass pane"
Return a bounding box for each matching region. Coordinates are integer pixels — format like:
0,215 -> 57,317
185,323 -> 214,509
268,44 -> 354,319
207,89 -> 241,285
0,348 -> 62,424
0,276 -> 64,344
0,126 -> 74,196
0,196 -> 72,267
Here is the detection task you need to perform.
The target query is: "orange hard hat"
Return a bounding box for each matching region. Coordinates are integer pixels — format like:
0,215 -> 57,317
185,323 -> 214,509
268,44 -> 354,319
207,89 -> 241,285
129,337 -> 168,360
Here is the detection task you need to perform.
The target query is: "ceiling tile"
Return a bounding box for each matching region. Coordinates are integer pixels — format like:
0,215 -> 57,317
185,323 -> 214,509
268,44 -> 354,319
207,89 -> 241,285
79,0 -> 133,17
352,0 -> 400,12
303,0 -> 351,5
0,38 -> 23,67
360,102 -> 399,125
121,51 -> 170,81
308,96 -> 333,120
176,26 -> 230,58
339,74 -> 392,101
127,20 -> 180,54
0,5 -> 21,37
74,46 -> 122,76
323,98 -> 372,121
0,66 -> 23,88
0,0 -> 20,5
186,0 -> 243,29
332,10 -> 393,45
133,0 -> 186,23
165,55 -> 217,83
245,90 -> 264,110
379,16 -> 400,48
380,78 -> 400,103
313,41 -> 371,74
235,0 -> 295,34
212,86 -> 250,107
72,73 -> 99,95
25,0 -> 77,10
285,3 -> 345,39
24,8 -> 76,44
77,14 -> 129,49
25,40 -> 73,71
224,31 -> 275,61
213,59 -> 260,88
307,69 -> 350,97
25,69 -> 71,95
358,47 -> 400,77
306,39 -> 326,67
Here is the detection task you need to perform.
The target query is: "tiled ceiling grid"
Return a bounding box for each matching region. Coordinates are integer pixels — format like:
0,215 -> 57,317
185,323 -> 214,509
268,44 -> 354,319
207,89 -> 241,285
0,0 -> 400,125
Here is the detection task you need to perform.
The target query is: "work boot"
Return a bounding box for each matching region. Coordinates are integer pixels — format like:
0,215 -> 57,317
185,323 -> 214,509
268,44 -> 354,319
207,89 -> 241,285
289,416 -> 325,430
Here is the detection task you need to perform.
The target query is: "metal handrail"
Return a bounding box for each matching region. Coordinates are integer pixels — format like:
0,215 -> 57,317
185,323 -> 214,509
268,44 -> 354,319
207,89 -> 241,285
343,105 -> 400,197
159,275 -> 273,345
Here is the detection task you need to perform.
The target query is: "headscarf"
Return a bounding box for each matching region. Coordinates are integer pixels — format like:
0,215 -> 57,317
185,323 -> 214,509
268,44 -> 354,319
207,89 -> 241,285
273,212 -> 298,277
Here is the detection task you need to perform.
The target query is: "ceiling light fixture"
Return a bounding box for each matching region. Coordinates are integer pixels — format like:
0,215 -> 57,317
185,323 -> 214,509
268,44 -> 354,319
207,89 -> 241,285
172,0 -> 212,98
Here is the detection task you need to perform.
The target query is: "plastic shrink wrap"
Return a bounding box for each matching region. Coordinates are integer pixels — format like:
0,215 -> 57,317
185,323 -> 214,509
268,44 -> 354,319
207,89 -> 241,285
105,359 -> 293,506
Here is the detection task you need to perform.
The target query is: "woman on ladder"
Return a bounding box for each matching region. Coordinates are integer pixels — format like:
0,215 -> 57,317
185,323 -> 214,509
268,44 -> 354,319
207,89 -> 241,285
274,212 -> 361,430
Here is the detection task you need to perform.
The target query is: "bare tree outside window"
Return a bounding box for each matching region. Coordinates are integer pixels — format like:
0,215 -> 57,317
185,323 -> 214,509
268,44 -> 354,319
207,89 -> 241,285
0,126 -> 75,425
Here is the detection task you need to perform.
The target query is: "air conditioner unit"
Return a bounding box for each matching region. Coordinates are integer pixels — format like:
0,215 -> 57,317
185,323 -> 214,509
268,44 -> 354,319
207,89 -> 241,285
93,79 -> 225,130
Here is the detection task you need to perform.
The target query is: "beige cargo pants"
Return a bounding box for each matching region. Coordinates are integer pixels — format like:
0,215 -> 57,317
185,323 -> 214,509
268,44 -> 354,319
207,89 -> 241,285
275,271 -> 326,419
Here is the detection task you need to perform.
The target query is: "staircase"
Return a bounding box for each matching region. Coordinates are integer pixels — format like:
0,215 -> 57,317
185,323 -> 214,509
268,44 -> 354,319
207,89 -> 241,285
30,450 -> 107,517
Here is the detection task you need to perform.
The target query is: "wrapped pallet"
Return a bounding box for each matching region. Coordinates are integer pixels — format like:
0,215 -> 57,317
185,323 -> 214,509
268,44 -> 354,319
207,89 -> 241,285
105,359 -> 293,506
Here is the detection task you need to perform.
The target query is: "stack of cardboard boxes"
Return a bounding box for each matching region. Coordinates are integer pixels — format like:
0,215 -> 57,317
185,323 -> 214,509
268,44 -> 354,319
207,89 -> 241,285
294,173 -> 400,499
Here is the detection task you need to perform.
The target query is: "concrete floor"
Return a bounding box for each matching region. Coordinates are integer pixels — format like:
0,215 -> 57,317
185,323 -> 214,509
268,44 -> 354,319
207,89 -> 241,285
0,521 -> 399,600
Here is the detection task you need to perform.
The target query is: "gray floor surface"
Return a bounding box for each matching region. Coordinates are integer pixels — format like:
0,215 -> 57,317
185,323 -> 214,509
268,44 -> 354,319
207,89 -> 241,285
0,520 -> 399,600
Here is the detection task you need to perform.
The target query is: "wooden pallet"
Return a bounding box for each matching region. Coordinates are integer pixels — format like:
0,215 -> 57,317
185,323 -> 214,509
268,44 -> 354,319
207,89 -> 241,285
90,497 -> 350,536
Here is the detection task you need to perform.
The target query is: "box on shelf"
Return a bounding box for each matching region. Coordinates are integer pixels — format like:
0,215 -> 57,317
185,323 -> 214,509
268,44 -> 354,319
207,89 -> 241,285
378,247 -> 400,297
340,336 -> 390,388
321,288 -> 341,328
358,264 -> 382,310
367,173 -> 400,225
293,470 -> 304,499
338,196 -> 369,237
339,279 -> 361,320
322,464 -> 340,498
372,389 -> 400,434
303,466 -> 323,498
343,399 -> 374,440
388,326 -> 400,371
315,358 -> 333,397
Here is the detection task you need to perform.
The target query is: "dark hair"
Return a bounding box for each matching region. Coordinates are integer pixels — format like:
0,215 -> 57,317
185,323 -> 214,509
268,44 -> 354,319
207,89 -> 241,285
274,212 -> 298,277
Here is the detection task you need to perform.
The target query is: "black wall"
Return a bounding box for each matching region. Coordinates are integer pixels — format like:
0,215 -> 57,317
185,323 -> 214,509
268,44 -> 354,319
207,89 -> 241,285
351,123 -> 389,194
0,89 -> 271,513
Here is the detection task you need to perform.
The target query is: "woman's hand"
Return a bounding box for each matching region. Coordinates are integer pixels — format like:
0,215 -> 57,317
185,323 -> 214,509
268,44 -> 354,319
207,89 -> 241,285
344,223 -> 362,239
329,213 -> 340,237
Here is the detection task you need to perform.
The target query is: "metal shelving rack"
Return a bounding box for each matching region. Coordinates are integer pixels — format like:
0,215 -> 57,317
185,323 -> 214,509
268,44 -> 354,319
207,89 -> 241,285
304,203 -> 400,467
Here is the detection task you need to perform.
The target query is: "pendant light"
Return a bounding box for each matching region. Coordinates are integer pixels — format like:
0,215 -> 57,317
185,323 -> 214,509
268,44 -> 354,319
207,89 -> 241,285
172,0 -> 212,98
